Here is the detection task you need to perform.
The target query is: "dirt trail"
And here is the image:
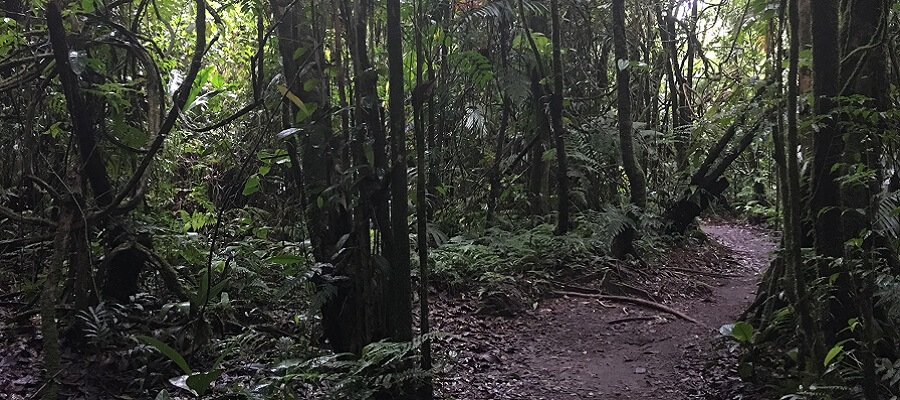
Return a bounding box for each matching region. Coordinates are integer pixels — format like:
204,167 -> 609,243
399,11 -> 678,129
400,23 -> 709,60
438,221 -> 774,399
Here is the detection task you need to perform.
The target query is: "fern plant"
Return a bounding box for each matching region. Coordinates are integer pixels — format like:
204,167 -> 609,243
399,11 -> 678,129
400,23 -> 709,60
263,333 -> 447,399
77,302 -> 122,348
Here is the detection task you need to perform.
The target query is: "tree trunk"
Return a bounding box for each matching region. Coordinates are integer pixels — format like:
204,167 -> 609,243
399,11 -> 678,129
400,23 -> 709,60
786,0 -> 822,371
528,69 -> 550,216
40,193 -> 73,400
808,0 -> 845,345
549,0 -> 570,234
837,1 -> 891,396
488,15 -> 512,224
386,0 -> 412,342
808,0 -> 843,262
611,0 -> 647,258
273,0 -> 368,354
413,5 -> 432,395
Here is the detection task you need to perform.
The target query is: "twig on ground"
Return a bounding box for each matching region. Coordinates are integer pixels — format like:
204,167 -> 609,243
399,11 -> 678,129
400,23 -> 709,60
557,291 -> 701,324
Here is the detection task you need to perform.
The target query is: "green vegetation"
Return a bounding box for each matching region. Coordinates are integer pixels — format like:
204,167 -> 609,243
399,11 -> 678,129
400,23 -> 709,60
0,0 -> 899,398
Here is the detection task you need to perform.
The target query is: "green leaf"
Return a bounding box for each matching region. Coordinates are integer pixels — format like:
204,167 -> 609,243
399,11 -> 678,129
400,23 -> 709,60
169,375 -> 196,396
730,321 -> 754,343
186,370 -> 222,396
824,343 -> 843,366
209,278 -> 229,300
295,102 -> 318,123
208,73 -> 225,89
542,148 -> 557,161
197,270 -> 209,307
81,0 -> 95,12
253,227 -> 269,239
138,335 -> 192,374
242,175 -> 260,196
292,46 -> 307,60
266,254 -> 305,265
154,389 -> 173,400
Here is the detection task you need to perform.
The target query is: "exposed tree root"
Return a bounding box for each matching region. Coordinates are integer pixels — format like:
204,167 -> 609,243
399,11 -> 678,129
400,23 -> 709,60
661,266 -> 744,278
608,315 -> 658,325
556,291 -> 701,324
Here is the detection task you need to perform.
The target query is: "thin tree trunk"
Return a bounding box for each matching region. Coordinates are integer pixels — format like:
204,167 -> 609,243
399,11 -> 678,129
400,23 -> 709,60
549,0 -> 570,234
528,69 -> 550,216
40,202 -> 72,400
488,15 -> 512,224
656,6 -> 684,170
786,0 -> 821,372
333,0 -> 351,169
413,3 -> 432,395
488,98 -> 511,223
612,0 -> 647,257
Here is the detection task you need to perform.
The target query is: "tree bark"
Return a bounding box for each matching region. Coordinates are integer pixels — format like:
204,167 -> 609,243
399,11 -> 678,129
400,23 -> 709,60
273,0 -> 366,354
46,0 -> 114,207
549,0 -> 570,234
611,0 -> 647,257
786,0 -> 822,371
413,4 -> 432,395
386,0 -> 412,342
836,1 -> 891,396
808,0 -> 843,267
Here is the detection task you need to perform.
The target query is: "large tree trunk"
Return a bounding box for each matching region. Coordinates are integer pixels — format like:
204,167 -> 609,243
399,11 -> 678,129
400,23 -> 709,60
273,0 -> 366,353
836,1 -> 891,395
386,0 -> 412,342
47,0 -> 136,303
808,0 -> 843,265
808,0 -> 845,346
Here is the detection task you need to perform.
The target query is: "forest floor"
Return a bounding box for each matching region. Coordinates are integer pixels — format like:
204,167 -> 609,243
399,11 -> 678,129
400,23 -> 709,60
436,220 -> 774,399
0,219 -> 773,399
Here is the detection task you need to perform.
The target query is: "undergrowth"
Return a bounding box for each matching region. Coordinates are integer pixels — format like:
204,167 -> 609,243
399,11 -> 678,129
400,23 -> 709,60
429,210 -> 654,314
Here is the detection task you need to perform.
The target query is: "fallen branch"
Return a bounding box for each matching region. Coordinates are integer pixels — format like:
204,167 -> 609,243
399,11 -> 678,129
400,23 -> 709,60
0,235 -> 54,254
557,291 -> 700,324
0,204 -> 56,228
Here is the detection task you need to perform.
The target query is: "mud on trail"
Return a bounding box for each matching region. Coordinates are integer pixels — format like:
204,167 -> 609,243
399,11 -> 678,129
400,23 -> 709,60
436,220 -> 774,399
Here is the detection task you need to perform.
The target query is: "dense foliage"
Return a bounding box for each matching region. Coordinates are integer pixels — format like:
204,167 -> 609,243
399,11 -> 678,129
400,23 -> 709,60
1,0 -> 899,398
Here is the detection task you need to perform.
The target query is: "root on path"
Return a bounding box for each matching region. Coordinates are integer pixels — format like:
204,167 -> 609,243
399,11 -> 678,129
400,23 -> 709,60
555,291 -> 701,324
